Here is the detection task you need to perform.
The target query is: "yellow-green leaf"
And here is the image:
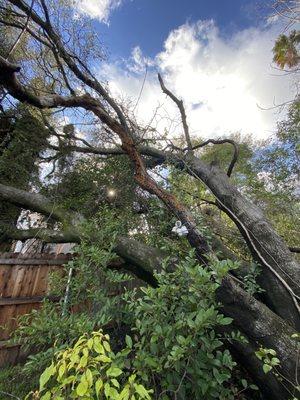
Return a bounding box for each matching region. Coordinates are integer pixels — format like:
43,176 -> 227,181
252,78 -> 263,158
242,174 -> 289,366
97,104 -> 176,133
119,385 -> 130,400
79,355 -> 88,368
77,380 -> 89,396
95,379 -> 103,396
103,341 -> 111,352
98,355 -> 111,363
40,391 -> 51,400
85,368 -> 93,387
94,337 -> 104,354
107,366 -> 122,377
104,382 -> 111,397
39,365 -> 55,391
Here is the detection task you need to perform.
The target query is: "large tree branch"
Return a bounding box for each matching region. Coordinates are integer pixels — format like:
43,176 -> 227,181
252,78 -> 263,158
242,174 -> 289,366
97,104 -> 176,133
216,276 -> 299,399
0,56 -> 100,109
1,226 -> 80,244
289,246 -> 300,253
0,183 -> 66,221
1,226 -> 160,287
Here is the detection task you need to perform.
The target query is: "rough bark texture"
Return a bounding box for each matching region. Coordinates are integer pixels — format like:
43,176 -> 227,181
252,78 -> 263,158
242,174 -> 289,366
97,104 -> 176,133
138,147 -> 300,329
185,155 -> 300,329
217,276 -> 299,396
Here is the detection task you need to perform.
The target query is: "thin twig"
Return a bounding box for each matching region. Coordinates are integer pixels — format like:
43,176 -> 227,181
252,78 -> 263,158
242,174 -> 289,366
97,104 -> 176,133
6,0 -> 35,59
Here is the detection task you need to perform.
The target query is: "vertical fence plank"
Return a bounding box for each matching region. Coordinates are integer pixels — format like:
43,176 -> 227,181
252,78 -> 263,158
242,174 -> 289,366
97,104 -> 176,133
0,253 -> 72,367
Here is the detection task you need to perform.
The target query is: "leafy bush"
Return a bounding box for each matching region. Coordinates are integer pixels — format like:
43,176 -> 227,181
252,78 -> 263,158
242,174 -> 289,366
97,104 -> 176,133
6,226 -> 258,399
0,365 -> 34,400
125,253 -> 239,399
11,302 -> 98,352
9,214 -> 135,396
26,331 -> 152,400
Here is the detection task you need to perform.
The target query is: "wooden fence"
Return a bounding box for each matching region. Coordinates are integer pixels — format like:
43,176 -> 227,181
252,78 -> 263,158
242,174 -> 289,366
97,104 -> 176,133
0,252 -> 72,368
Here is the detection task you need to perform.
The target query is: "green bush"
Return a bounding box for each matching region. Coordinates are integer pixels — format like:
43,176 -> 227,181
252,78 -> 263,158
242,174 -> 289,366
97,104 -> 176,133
125,253 -> 239,399
26,331 -> 152,400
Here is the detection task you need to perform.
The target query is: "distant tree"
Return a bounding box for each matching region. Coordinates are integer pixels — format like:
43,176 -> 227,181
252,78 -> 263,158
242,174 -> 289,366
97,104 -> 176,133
273,30 -> 300,69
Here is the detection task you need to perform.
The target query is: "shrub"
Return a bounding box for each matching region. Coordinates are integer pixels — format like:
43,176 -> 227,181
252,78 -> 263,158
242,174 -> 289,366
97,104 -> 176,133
26,331 -> 152,400
125,253 -> 239,399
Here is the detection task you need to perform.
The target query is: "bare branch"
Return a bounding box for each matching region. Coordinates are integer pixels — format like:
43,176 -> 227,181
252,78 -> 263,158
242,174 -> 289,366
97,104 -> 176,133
7,0 -> 130,130
6,0 -> 35,59
188,138 -> 239,177
289,246 -> 300,253
158,73 -> 193,151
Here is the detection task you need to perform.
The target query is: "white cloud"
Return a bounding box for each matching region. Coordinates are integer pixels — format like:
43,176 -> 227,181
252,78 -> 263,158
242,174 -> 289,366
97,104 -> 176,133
99,20 -> 298,139
126,46 -> 154,73
75,0 -> 122,22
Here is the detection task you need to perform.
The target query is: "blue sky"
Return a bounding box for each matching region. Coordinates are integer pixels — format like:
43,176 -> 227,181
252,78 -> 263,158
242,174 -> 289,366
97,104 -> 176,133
73,0 -> 296,140
96,0 -> 272,59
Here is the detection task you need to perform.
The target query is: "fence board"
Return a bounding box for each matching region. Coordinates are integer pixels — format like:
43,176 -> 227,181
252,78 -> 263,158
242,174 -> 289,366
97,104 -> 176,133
0,252 -> 72,368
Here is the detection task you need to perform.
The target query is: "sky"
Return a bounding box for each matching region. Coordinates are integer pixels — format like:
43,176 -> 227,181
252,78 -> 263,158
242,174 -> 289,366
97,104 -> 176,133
73,0 -> 298,140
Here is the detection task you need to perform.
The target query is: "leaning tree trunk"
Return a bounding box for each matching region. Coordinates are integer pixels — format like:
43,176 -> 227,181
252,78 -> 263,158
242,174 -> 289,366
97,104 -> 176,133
186,155 -> 300,329
145,147 -> 300,330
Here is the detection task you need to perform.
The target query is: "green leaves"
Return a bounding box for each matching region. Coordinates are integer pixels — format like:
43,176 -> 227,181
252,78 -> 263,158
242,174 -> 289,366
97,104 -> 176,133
31,331 -> 152,400
255,347 -> 281,375
219,317 -> 233,326
76,379 -> 89,396
125,335 -> 133,349
273,31 -> 300,69
94,337 -> 104,354
125,253 -> 238,399
262,364 -> 272,374
95,379 -> 103,397
134,384 -> 152,399
39,364 -> 55,391
106,366 -> 123,377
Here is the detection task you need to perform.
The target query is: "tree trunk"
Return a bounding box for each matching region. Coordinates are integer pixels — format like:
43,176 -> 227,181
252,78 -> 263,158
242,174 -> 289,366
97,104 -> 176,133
148,149 -> 300,329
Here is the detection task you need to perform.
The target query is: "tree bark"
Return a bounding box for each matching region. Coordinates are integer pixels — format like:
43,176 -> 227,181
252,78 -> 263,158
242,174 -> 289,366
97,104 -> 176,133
185,155 -> 300,329
135,147 -> 300,329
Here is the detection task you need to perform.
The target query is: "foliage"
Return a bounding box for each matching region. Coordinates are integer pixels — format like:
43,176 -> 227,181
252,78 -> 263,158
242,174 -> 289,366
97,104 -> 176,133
124,253 -> 243,399
0,106 -> 49,228
11,301 -> 99,353
255,346 -> 300,398
26,331 -> 152,400
6,242 -> 259,399
255,347 -> 280,374
0,365 -> 34,400
273,30 -> 300,69
42,156 -> 137,220
10,211 -> 134,383
243,263 -> 265,296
